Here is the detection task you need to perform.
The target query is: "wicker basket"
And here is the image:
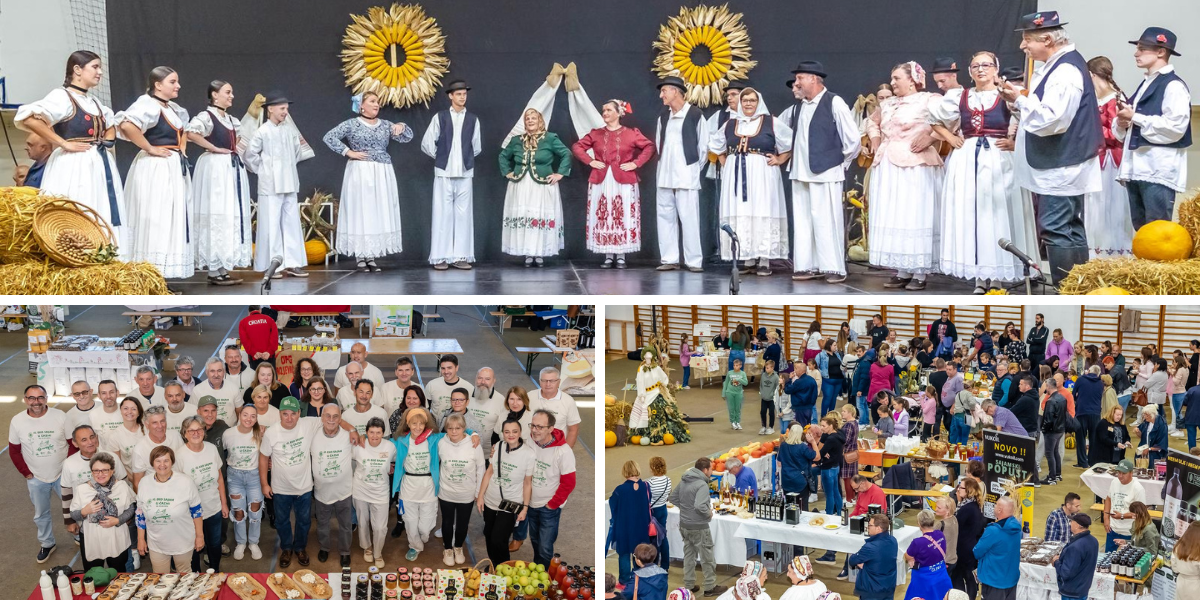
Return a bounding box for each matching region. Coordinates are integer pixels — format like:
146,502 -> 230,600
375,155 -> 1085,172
32,198 -> 115,267
926,439 -> 949,459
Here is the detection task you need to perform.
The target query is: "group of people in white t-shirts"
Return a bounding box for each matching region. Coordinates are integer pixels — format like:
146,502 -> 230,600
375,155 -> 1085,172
9,352 -> 581,573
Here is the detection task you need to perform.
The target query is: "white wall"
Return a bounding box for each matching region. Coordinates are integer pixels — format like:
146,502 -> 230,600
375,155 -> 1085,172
0,0 -> 78,104
1023,305 -> 1081,342
606,305 -> 636,352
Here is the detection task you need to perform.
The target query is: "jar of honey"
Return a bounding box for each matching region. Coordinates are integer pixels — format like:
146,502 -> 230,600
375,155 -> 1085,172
387,574 -> 398,590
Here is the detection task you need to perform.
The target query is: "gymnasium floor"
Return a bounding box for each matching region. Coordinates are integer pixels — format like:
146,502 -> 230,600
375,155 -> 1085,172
603,353 -> 1186,599
0,305 -> 595,592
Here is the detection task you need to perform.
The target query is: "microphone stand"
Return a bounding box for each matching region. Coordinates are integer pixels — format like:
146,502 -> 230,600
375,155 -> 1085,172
725,229 -> 740,295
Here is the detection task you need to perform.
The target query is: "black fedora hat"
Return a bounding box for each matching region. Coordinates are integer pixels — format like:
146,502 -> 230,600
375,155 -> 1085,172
931,57 -> 959,73
1015,11 -> 1067,32
444,79 -> 471,93
791,60 -> 827,79
726,79 -> 750,91
1129,27 -> 1180,56
657,76 -> 687,92
263,92 -> 292,106
785,78 -> 797,90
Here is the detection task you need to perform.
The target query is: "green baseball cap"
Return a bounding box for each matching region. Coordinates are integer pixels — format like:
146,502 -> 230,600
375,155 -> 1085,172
279,395 -> 301,413
1114,459 -> 1135,474
195,395 -> 218,409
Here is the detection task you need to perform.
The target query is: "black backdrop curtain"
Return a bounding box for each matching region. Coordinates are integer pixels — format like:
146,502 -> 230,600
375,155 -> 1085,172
106,0 -> 1035,265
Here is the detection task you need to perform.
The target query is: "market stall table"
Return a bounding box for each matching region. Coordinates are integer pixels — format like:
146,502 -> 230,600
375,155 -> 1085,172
1018,560 -> 1117,600
687,350 -> 764,387
657,508 -> 917,584
1081,465 -> 1164,505
340,337 -> 463,369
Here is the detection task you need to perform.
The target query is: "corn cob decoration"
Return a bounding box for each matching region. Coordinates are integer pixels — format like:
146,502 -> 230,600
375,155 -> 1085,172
651,4 -> 756,108
340,4 -> 449,109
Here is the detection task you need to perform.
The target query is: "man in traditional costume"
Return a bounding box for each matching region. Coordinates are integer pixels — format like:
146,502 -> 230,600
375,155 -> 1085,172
1113,27 -> 1192,229
778,61 -> 861,283
655,76 -> 709,273
421,80 -> 482,270
1002,10 -> 1103,284
242,92 -> 311,278
931,58 -> 963,93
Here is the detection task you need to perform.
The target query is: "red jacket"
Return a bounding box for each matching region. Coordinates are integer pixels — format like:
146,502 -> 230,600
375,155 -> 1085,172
239,311 -> 279,359
571,126 -> 655,185
851,483 -> 886,517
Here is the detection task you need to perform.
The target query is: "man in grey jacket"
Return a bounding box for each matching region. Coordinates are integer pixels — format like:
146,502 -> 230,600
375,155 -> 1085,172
668,457 -> 727,597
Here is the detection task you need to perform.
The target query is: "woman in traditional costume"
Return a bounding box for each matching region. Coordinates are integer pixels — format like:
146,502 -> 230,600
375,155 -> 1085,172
116,66 -> 193,280
571,99 -> 655,269
709,87 -> 793,276
14,51 -> 127,249
1085,56 -> 1134,259
499,108 -> 571,267
627,343 -> 691,444
866,61 -> 944,291
322,91 -> 411,272
186,80 -> 251,285
930,51 -> 1039,294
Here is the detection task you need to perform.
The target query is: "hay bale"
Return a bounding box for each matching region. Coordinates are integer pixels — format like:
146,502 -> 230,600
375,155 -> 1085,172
0,260 -> 170,295
0,188 -> 56,262
1059,257 -> 1200,295
1177,189 -> 1200,256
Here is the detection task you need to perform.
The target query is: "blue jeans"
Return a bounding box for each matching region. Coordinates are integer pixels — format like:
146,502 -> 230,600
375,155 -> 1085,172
949,413 -> 970,444
1127,179 -> 1177,230
1106,531 -> 1131,552
1188,424 -> 1198,450
617,552 -> 634,586
273,491 -> 313,552
191,513 -> 224,572
513,512 -> 528,541
227,468 -> 263,546
821,380 -> 842,417
1062,595 -> 1087,600
682,366 -> 691,387
1038,194 -> 1087,248
856,393 -> 870,425
729,349 -> 746,370
651,505 -> 669,570
780,418 -> 792,437
27,477 -> 63,548
1172,393 -> 1186,427
526,506 -> 561,567
821,467 -> 842,515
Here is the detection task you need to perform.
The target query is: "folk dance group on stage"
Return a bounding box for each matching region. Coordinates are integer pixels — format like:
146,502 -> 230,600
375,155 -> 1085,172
13,9 -> 1192,291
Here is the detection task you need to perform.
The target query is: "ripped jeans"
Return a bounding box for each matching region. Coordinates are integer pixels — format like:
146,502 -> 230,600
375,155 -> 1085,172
227,467 -> 264,546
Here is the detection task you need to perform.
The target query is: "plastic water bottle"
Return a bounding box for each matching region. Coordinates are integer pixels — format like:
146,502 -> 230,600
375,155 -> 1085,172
38,571 -> 53,600
56,571 -> 71,600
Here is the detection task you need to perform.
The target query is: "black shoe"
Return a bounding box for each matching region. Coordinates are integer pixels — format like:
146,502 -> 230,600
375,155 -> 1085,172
704,586 -> 728,597
883,276 -> 912,289
341,554 -> 351,569
1073,463 -> 1088,468
36,545 -> 55,563
905,279 -> 927,291
1048,478 -> 1059,485
815,552 -> 838,565
318,550 -> 329,563
297,550 -> 310,566
391,522 -> 404,538
689,586 -> 699,594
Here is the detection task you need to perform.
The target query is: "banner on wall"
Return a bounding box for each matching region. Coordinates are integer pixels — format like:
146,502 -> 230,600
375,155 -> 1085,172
981,428 -> 1037,520
1162,448 -> 1200,554
371,305 -> 413,337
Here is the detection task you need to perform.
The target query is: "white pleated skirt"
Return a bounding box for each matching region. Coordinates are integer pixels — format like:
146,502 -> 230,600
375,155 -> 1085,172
585,170 -> 641,254
1085,153 -> 1134,259
868,159 -> 944,274
717,153 -> 790,261
191,151 -> 252,271
501,176 -> 563,257
123,151 -> 193,278
938,137 -> 1036,281
40,145 -> 129,255
336,160 -> 403,259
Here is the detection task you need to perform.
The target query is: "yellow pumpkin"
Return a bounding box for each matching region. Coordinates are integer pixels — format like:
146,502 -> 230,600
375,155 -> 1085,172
1132,220 -> 1193,261
1086,287 -> 1132,295
305,239 -> 329,265
604,430 -> 617,447
630,435 -> 642,446
2,186 -> 39,196
663,433 -> 675,445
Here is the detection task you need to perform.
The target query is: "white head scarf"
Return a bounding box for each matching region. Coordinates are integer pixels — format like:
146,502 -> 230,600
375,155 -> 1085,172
734,88 -> 770,121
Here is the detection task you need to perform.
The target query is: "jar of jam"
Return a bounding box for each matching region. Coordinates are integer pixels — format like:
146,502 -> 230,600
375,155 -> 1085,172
399,574 -> 411,589
370,566 -> 381,577
386,591 -> 399,599
401,591 -> 413,600
387,574 -> 398,590
398,568 -> 409,576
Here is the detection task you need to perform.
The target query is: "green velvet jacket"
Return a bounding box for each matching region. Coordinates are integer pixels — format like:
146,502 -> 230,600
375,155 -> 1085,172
499,132 -> 572,184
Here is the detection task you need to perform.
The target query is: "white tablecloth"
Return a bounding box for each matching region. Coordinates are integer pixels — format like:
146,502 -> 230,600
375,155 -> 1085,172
1080,466 -> 1164,504
659,508 -> 914,584
1017,561 -> 1116,600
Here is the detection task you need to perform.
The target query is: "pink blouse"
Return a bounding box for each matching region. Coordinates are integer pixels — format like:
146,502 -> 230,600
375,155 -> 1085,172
866,92 -> 944,168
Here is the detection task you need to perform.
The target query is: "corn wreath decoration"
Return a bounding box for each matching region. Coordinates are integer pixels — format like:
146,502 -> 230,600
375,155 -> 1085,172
652,4 -> 756,108
340,3 -> 449,108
